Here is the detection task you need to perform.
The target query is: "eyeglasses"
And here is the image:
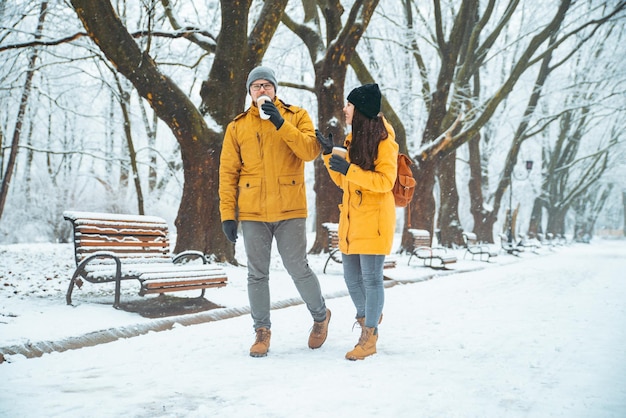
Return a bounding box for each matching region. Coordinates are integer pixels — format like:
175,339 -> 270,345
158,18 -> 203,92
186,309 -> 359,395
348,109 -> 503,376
250,83 -> 274,91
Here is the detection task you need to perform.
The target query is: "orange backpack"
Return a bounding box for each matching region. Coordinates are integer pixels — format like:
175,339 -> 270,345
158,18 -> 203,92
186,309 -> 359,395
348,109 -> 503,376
393,153 -> 416,208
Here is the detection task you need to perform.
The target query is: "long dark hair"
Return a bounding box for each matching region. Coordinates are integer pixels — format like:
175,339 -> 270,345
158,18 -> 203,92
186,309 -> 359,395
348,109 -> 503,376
348,108 -> 388,171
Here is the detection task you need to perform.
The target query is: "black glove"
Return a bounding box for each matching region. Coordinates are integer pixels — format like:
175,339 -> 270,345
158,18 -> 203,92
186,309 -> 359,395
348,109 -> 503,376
222,220 -> 238,243
329,154 -> 350,175
315,130 -> 334,155
261,102 -> 284,130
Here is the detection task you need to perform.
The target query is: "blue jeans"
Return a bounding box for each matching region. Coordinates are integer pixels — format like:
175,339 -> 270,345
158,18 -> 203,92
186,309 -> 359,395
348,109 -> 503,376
341,253 -> 385,328
241,219 -> 327,330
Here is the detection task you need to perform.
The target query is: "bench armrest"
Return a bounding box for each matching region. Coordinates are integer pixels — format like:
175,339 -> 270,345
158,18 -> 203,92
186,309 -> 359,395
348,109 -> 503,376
173,250 -> 209,264
67,251 -> 122,306
75,251 -> 122,277
469,243 -> 490,251
415,246 -> 433,255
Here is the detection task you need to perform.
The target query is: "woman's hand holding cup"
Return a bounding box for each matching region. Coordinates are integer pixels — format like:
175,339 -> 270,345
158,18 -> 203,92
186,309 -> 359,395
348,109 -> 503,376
332,146 -> 347,158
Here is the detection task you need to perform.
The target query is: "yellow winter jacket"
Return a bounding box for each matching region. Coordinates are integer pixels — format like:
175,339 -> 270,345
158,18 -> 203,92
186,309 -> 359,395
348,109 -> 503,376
323,117 -> 398,255
219,97 -> 320,222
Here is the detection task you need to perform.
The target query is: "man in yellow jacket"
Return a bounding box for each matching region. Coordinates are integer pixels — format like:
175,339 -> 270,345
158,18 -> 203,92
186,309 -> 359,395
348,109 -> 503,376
219,66 -> 330,357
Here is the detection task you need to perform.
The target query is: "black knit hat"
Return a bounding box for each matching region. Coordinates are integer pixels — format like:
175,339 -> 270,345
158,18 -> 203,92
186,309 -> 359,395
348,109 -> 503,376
347,83 -> 381,119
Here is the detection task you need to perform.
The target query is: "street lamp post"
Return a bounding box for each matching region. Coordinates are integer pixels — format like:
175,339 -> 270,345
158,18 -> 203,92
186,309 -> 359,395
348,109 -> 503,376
507,160 -> 534,243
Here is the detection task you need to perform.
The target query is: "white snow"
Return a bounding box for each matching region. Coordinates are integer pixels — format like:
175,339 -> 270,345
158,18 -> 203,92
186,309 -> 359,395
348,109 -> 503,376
1,237 -> 625,417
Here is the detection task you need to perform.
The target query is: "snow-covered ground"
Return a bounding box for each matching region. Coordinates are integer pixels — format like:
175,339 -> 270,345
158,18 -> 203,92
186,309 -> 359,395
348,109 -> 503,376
1,236 -> 625,417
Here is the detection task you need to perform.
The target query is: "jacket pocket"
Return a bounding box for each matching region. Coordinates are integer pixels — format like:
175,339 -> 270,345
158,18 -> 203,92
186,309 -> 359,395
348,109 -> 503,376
238,177 -> 263,215
278,174 -> 306,212
349,190 -> 382,239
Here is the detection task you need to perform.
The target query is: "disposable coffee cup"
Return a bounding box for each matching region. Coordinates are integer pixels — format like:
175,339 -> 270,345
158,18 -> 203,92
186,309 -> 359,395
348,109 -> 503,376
332,147 -> 347,158
256,95 -> 271,120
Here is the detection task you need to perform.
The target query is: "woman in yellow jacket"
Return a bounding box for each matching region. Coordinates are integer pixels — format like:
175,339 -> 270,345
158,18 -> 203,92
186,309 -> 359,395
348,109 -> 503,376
317,83 -> 398,360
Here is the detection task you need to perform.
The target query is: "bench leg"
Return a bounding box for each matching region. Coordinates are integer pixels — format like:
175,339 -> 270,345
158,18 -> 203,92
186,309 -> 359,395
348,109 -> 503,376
323,254 -> 332,274
66,271 -> 82,305
114,279 -> 121,309
323,250 -> 342,274
112,261 -> 123,309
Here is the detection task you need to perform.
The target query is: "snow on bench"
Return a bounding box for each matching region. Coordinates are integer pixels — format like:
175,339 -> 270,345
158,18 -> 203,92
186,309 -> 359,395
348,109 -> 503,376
63,211 -> 228,308
462,231 -> 498,262
407,229 -> 457,269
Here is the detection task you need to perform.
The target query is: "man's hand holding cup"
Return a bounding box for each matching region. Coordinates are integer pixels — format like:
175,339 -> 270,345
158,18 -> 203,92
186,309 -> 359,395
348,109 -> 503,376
256,95 -> 272,120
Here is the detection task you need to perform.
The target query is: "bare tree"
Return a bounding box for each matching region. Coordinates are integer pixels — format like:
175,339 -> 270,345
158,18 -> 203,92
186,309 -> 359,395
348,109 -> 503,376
572,183 -> 613,242
114,75 -> 145,215
402,0 -> 625,248
70,0 -> 223,257
0,1 -> 48,220
536,109 -> 617,238
281,0 -> 381,253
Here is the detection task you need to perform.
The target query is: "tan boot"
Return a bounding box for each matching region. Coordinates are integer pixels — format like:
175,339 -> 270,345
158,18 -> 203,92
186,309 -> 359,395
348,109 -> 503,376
308,309 -> 331,349
250,327 -> 271,357
345,326 -> 378,361
355,313 -> 383,328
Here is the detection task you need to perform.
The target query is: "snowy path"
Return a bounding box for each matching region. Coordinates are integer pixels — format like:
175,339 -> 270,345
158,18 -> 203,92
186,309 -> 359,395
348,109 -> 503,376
1,241 -> 625,417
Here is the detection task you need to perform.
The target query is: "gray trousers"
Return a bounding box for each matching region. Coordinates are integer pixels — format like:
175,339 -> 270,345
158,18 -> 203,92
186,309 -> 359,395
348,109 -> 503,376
241,218 -> 326,330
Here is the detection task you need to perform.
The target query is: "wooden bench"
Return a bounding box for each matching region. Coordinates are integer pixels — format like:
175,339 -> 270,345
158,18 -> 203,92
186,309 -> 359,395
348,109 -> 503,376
407,229 -> 457,269
462,232 -> 498,262
321,223 -> 396,273
553,233 -> 569,246
536,233 -> 553,249
517,233 -> 541,253
537,232 -> 563,249
64,211 -> 228,308
498,233 -> 524,256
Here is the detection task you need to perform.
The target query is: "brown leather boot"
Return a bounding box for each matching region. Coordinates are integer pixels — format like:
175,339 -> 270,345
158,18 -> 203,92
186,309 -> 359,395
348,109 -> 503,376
250,327 -> 271,357
355,313 -> 383,328
308,309 -> 331,349
345,326 -> 378,361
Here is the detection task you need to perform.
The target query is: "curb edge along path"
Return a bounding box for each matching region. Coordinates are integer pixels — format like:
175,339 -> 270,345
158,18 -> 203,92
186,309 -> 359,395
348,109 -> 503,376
0,261 -> 496,361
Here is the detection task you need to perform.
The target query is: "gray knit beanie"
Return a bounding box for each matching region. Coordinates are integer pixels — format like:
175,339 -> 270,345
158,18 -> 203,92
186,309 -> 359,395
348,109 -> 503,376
246,66 -> 278,93
347,83 -> 381,119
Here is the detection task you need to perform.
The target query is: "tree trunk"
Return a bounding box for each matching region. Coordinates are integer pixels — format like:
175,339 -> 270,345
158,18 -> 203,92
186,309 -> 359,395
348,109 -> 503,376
138,99 -> 158,192
438,150 -> 462,247
22,117 -> 34,199
467,132 -> 497,242
528,197 -> 544,238
546,206 -> 567,237
114,77 -> 145,215
309,61 -> 350,253
0,2 -> 47,221
174,133 -> 227,258
405,160 -> 436,248
622,190 -> 626,237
